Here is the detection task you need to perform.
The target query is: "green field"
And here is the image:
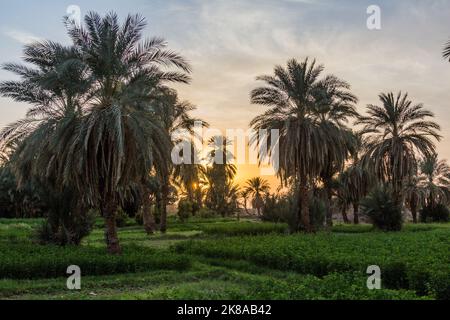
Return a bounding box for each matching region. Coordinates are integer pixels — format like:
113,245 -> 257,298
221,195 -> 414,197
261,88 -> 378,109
0,217 -> 448,300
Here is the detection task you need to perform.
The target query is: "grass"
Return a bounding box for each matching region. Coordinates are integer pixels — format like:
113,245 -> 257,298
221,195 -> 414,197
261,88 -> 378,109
0,217 -> 448,300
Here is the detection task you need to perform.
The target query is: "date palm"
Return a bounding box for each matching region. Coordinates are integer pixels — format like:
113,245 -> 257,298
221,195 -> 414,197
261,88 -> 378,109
419,154 -> 450,207
1,12 -> 191,254
250,58 -> 357,232
0,41 -> 91,233
404,175 -> 425,223
243,177 -> 271,216
313,78 -> 359,226
358,92 -> 441,207
63,12 -> 191,253
153,87 -> 207,232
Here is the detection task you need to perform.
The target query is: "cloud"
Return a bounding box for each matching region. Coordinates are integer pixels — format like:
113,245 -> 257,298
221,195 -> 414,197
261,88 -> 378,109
3,29 -> 42,44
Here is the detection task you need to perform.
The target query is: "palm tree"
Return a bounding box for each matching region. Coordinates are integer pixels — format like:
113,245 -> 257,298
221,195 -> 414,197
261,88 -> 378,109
339,164 -> 372,224
250,58 -> 357,232
1,12 -> 191,254
313,82 -> 359,226
358,92 -> 441,208
0,40 -> 91,235
243,177 -> 271,216
202,138 -> 238,216
404,175 -> 425,223
152,87 -> 207,232
335,134 -> 372,224
334,177 -> 351,224
419,154 -> 450,208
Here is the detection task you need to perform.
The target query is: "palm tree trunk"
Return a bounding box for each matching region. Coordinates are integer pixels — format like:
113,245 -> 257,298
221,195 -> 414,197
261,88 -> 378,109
353,202 -> 359,224
325,182 -> 333,228
342,206 -> 350,224
298,173 -> 312,232
411,205 -> 417,224
102,199 -> 121,255
142,199 -> 156,235
159,184 -> 169,233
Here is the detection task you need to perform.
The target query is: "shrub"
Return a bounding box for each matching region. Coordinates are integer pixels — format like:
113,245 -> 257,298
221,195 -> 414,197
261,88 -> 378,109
361,186 -> 403,231
177,200 -> 193,222
36,208 -> 96,246
115,208 -> 129,228
261,193 -> 325,231
197,208 -> 217,219
261,194 -> 293,224
309,197 -> 326,230
419,204 -> 450,223
135,210 -> 143,225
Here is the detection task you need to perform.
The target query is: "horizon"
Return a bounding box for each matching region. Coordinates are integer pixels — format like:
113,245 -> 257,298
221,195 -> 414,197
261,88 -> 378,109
1,0 -> 449,189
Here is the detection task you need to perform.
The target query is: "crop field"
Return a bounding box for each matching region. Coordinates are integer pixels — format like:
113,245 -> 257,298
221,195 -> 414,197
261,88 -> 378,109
0,217 -> 448,300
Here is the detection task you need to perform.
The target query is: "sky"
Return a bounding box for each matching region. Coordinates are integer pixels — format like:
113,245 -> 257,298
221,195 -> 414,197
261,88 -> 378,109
0,0 -> 449,188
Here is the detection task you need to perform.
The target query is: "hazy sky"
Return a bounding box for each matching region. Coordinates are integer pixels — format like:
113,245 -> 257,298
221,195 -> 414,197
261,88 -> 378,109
1,0 -> 449,187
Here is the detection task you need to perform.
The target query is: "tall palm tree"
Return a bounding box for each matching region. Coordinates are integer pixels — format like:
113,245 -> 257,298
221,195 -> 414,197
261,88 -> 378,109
154,89 -> 207,232
419,154 -> 450,207
358,92 -> 441,208
313,81 -> 359,226
202,137 -> 238,216
64,12 -> 191,252
0,40 -> 91,235
404,175 -> 425,223
243,177 -> 271,216
1,12 -> 191,254
250,58 -> 357,232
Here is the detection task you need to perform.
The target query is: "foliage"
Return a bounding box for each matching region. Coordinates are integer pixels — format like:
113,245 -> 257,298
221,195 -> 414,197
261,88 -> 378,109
0,11 -> 192,253
197,208 -> 217,219
199,222 -> 287,237
243,177 -> 270,216
418,154 -> 450,207
0,243 -> 190,279
419,204 -> 450,223
177,200 -> 193,222
176,228 -> 449,298
115,208 -> 130,228
0,166 -> 47,218
250,58 -> 358,232
261,192 -> 325,231
261,193 -> 293,224
358,92 -> 441,206
361,185 -> 403,231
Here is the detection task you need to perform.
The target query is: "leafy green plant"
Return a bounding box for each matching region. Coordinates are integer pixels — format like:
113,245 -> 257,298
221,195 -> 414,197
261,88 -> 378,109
420,204 -> 450,223
0,243 -> 191,279
177,200 -> 193,222
115,208 -> 130,228
361,186 -> 403,231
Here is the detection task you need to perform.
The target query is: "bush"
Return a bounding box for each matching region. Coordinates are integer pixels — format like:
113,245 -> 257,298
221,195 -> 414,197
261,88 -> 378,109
261,193 -> 325,231
135,210 -> 143,225
361,186 -> 403,231
115,208 -> 129,228
261,194 -> 293,224
197,208 -> 217,219
36,208 -> 96,246
177,200 -> 193,222
420,204 -> 450,223
309,197 -> 326,230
